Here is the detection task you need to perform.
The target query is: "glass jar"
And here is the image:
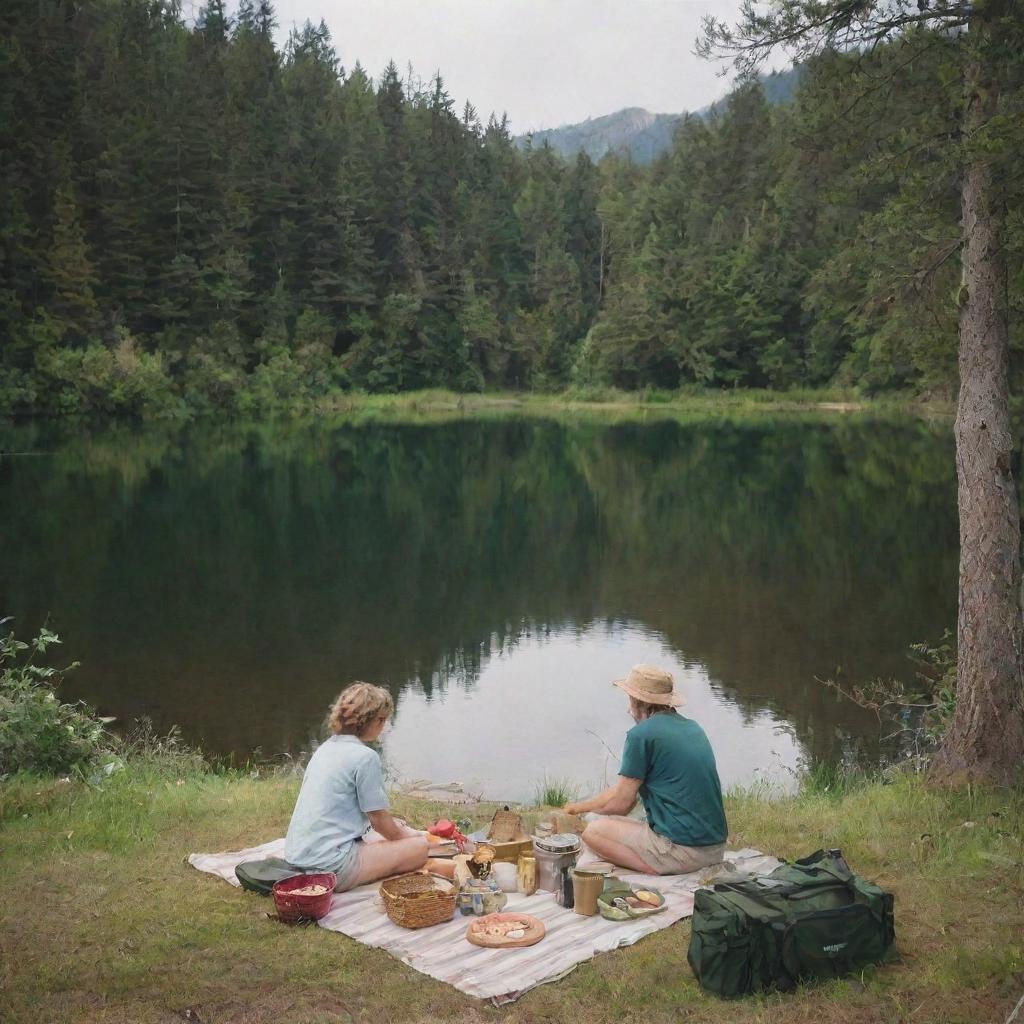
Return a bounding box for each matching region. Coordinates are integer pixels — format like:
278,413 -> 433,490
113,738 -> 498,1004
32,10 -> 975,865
457,876 -> 508,916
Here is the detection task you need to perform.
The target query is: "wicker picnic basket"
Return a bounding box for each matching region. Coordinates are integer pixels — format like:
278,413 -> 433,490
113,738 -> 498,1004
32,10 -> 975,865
379,873 -> 457,929
487,808 -> 523,843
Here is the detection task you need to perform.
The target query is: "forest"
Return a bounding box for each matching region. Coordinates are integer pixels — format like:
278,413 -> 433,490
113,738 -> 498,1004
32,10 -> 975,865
1,0 -> 1022,417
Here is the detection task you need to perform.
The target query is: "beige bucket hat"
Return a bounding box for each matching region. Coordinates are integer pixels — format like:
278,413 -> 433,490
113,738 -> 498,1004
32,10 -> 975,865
612,663 -> 685,707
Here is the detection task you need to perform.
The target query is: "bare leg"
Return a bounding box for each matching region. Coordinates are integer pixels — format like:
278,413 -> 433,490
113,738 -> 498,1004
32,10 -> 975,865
353,836 -> 430,886
582,818 -> 658,874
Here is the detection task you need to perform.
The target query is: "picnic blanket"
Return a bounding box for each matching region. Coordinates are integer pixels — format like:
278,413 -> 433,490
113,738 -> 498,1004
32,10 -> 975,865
189,839 -> 778,1004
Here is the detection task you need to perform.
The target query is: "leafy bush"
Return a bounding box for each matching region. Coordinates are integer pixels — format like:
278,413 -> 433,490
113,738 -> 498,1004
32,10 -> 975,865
34,329 -> 178,417
181,322 -> 249,414
241,308 -> 348,411
822,631 -> 957,765
182,350 -> 246,414
0,622 -> 110,776
0,366 -> 37,416
245,351 -> 309,410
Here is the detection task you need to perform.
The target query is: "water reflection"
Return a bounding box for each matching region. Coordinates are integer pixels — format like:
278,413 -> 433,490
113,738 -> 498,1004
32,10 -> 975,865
383,622 -> 803,801
0,413 -> 958,791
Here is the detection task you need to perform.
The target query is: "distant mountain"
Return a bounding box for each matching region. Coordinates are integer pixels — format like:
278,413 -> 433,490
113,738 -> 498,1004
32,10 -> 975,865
517,107 -> 683,166
516,67 -> 803,165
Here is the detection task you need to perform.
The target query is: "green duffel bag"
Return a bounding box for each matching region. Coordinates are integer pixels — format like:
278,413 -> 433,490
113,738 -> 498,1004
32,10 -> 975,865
687,848 -> 895,998
235,857 -> 303,895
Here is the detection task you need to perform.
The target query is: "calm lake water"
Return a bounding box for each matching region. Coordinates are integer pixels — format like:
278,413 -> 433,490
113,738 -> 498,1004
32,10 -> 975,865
1,413 -> 958,799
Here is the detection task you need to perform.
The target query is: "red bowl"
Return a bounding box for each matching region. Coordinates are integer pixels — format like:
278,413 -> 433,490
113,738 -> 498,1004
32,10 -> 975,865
272,872 -> 337,922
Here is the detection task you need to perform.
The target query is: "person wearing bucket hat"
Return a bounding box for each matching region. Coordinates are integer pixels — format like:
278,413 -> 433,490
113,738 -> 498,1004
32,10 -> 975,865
563,664 -> 728,875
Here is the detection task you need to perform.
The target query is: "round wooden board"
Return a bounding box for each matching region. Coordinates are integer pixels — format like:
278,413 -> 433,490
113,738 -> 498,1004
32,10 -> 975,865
465,912 -> 546,949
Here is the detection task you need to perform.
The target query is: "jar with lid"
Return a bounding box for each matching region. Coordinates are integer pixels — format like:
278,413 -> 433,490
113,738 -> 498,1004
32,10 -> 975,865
533,833 -> 581,893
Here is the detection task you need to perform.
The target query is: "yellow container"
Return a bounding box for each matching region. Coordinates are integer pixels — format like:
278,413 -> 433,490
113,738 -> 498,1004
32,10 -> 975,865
517,855 -> 538,896
490,836 -> 535,863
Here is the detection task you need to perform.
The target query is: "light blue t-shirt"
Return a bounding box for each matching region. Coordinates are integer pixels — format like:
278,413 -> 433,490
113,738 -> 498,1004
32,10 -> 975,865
284,735 -> 390,871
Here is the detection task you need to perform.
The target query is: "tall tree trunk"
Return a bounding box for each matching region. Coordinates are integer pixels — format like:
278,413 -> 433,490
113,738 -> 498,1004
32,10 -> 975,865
930,5 -> 1024,785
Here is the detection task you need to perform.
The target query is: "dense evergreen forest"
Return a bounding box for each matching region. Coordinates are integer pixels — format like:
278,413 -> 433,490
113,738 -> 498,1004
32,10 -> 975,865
2,0 -> 1022,417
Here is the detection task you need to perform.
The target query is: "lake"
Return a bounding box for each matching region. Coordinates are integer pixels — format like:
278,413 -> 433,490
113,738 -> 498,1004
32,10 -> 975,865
0,412 -> 958,800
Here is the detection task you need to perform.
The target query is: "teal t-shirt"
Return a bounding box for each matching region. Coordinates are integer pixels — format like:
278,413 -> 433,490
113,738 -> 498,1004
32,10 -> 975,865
619,712 -> 727,847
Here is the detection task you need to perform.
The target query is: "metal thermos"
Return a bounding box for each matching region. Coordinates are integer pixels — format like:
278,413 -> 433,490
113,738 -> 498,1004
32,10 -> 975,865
533,833 -> 582,893
558,865 -> 575,908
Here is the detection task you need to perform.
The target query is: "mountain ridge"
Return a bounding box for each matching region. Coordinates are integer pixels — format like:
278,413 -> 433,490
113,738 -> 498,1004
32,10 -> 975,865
516,67 -> 803,165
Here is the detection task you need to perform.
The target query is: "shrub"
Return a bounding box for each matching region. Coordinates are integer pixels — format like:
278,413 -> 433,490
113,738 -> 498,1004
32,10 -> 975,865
0,366 -> 37,415
245,350 -> 309,410
821,631 -> 957,767
106,329 -> 178,417
182,323 -> 249,414
35,329 -> 177,418
292,307 -> 343,396
182,350 -> 246,413
0,622 -> 110,777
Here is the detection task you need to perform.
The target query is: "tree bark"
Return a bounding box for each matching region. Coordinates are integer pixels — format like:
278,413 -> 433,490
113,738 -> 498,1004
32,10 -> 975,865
930,4 -> 1024,785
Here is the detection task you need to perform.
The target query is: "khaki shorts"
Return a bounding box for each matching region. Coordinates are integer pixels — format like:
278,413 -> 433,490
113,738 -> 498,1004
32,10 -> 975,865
331,839 -> 364,892
627,821 -> 725,875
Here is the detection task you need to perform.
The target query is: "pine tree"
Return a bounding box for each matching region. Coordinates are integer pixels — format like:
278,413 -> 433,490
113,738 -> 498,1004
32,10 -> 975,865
45,174 -> 101,340
701,0 -> 1024,784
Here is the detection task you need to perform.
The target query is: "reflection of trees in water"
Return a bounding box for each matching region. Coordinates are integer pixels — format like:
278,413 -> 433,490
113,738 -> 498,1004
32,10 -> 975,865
0,415 -> 956,767
567,419 -> 957,763
406,620 -> 577,701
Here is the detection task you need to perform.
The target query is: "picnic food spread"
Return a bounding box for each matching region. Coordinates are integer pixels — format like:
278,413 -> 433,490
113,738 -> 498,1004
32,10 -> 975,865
288,883 -> 331,896
596,879 -> 667,920
374,811 -> 672,946
465,912 -> 546,949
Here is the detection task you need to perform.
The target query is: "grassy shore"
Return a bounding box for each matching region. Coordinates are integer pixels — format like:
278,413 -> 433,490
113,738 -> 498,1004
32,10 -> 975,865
1,754 -> 1021,1024
312,386 -> 956,425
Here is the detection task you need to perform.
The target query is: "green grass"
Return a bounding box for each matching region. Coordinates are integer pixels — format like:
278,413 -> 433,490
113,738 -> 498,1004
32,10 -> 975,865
1,756 -> 1021,1024
311,386 -> 950,427
533,774 -> 580,807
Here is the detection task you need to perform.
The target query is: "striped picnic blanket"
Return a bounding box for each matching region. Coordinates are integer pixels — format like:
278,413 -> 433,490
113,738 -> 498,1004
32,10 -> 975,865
189,839 -> 777,1004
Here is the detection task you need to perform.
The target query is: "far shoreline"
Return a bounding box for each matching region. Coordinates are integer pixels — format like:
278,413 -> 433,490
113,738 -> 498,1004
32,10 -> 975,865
0,387 -> 959,433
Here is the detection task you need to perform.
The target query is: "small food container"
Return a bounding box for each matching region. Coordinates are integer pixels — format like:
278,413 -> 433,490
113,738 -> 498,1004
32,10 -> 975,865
272,872 -> 336,922
491,861 -> 519,893
517,855 -> 538,895
457,876 -> 508,916
533,833 -> 582,893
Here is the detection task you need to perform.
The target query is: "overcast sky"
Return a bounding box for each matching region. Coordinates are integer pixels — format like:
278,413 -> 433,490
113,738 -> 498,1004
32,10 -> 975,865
266,0 -> 762,133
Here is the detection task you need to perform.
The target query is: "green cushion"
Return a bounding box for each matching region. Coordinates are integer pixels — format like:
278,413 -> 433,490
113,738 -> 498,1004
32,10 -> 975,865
235,857 -> 301,895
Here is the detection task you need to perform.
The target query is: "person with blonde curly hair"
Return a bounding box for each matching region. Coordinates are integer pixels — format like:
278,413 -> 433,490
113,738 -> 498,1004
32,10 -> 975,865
284,682 -> 434,890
